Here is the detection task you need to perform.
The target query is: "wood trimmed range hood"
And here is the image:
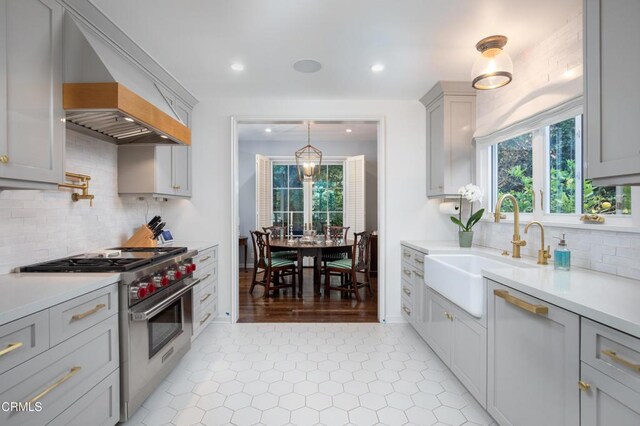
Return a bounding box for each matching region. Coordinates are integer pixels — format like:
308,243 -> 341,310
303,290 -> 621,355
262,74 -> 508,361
63,82 -> 191,146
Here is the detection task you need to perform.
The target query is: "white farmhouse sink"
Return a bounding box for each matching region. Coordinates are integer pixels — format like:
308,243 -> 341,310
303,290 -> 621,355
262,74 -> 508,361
423,254 -> 532,318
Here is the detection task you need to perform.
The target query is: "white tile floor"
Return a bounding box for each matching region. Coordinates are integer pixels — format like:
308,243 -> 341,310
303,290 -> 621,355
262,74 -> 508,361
122,323 -> 497,426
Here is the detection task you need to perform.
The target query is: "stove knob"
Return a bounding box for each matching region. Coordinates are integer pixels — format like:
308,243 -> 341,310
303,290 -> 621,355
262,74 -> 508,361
131,286 -> 147,300
175,270 -> 183,280
160,275 -> 170,286
190,262 -> 197,272
139,282 -> 155,295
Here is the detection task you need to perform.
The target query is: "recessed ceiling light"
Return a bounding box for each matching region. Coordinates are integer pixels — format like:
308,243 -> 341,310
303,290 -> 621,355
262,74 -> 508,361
231,63 -> 245,71
124,117 -> 134,122
370,64 -> 385,72
293,59 -> 322,73
160,135 -> 168,139
265,128 -> 272,133
346,129 -> 352,133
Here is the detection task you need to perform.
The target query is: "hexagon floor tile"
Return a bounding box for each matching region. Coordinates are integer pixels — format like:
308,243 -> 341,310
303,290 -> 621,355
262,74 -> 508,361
121,323 -> 497,426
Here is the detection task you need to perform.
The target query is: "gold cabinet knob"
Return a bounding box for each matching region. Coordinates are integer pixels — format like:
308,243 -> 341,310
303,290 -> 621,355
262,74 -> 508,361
0,155 -> 8,164
578,380 -> 591,392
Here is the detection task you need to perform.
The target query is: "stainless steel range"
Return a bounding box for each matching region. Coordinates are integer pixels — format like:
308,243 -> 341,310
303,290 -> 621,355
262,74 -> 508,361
21,246 -> 201,421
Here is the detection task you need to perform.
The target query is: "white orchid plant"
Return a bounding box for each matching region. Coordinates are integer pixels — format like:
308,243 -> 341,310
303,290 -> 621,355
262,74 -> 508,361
451,184 -> 485,232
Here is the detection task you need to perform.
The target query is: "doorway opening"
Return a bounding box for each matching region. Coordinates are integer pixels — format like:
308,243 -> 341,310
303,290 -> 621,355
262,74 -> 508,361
232,119 -> 383,323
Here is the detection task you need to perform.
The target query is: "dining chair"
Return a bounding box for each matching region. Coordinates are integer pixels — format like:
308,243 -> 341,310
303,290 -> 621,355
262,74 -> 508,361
321,225 -> 351,284
323,231 -> 373,302
262,225 -> 298,261
250,230 -> 297,298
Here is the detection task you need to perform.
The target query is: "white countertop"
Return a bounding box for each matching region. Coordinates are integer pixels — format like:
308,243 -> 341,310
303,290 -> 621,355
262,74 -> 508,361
402,240 -> 640,339
162,240 -> 217,253
0,272 -> 120,326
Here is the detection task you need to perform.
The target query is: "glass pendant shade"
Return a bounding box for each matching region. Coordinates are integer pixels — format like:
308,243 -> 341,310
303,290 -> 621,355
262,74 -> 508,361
295,123 -> 322,182
472,35 -> 513,90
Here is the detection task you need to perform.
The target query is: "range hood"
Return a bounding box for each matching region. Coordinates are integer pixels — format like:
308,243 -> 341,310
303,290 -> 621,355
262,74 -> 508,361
62,14 -> 191,146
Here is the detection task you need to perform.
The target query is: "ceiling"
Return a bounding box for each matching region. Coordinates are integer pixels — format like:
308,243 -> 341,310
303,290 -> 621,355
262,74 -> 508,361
238,122 -> 378,144
92,0 -> 581,100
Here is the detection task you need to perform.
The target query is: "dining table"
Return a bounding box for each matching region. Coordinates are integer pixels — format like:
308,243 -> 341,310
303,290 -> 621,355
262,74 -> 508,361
269,237 -> 353,297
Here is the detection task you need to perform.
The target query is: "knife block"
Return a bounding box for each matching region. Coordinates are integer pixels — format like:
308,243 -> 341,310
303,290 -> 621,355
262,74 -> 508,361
123,225 -> 157,248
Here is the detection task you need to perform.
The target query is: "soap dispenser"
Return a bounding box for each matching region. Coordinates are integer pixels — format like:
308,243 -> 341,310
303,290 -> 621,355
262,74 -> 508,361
554,233 -> 571,271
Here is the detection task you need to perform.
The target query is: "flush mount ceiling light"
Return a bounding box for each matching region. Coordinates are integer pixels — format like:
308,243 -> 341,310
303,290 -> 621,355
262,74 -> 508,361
370,64 -> 385,72
295,122 -> 322,182
346,128 -> 352,133
231,63 -> 245,71
124,117 -> 134,122
265,128 -> 272,133
293,59 -> 322,73
471,35 -> 513,90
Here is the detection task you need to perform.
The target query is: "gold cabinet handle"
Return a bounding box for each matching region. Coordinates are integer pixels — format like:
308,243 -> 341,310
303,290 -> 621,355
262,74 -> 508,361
414,258 -> 424,264
402,287 -> 411,296
403,268 -> 411,277
200,313 -> 212,325
403,252 -> 411,258
494,289 -> 549,315
602,349 -> 640,372
0,342 -> 23,357
200,256 -> 211,262
0,155 -> 8,164
71,303 -> 106,321
28,366 -> 82,404
199,273 -> 212,282
578,380 -> 591,392
402,306 -> 411,316
414,271 -> 424,278
200,293 -> 212,304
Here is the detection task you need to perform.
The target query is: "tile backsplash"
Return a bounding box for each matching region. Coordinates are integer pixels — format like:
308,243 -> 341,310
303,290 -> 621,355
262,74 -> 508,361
0,130 -> 162,273
474,221 -> 640,281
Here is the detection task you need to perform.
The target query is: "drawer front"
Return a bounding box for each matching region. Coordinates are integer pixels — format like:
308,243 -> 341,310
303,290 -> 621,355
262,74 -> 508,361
194,246 -> 217,271
49,368 -> 119,426
49,284 -> 118,347
401,263 -> 413,282
401,292 -> 412,321
401,278 -> 413,300
401,246 -> 413,263
0,310 -> 49,375
413,252 -> 425,270
193,297 -> 216,338
0,315 -> 119,426
582,318 -> 640,392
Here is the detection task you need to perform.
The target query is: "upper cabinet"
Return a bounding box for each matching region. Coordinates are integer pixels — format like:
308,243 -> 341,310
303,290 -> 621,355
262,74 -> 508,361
585,0 -> 640,185
0,0 -> 65,190
420,82 -> 476,198
118,145 -> 192,198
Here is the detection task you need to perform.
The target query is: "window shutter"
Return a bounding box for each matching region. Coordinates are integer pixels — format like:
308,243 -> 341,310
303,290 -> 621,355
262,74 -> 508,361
255,155 -> 273,230
345,155 -> 366,234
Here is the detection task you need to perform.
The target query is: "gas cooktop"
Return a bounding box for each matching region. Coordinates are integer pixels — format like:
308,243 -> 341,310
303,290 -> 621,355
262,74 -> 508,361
20,247 -> 188,273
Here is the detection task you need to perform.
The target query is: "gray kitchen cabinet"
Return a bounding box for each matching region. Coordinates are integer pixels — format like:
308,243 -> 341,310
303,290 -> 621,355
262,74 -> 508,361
411,268 -> 425,337
118,144 -> 192,198
580,363 -> 640,426
487,280 -> 579,426
425,286 -> 487,406
0,0 -> 65,189
426,288 -> 452,364
584,0 -> 640,185
420,81 -> 476,198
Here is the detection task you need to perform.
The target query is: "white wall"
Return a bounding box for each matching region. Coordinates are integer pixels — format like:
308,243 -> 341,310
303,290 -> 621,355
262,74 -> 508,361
238,136 -> 378,253
0,130 -> 162,273
161,98 -> 456,322
473,7 -> 640,281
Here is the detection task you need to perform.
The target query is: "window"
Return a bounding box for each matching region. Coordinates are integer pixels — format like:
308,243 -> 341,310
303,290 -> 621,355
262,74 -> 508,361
271,162 -> 345,234
492,133 -> 533,213
484,110 -> 632,221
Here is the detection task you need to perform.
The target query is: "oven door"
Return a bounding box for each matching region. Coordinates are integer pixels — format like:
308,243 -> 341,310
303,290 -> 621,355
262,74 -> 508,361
122,277 -> 199,420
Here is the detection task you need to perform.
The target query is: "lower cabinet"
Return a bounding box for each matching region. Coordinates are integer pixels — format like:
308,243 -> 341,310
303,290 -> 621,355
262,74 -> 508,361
192,245 -> 218,340
425,287 -> 487,407
487,280 -> 579,426
580,363 -> 640,426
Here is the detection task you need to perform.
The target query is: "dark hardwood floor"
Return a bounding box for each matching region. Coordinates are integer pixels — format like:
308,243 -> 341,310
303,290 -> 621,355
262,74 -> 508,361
238,267 -> 378,323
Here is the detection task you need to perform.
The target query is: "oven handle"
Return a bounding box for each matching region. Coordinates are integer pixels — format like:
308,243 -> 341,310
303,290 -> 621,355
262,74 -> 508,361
130,278 -> 201,321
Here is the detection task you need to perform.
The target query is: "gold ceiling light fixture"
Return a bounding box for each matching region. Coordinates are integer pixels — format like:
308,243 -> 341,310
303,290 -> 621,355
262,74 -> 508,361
295,122 -> 322,182
471,35 -> 513,90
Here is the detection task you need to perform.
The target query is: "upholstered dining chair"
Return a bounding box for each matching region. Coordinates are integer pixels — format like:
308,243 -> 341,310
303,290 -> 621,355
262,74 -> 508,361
262,225 -> 298,261
250,230 -> 297,298
323,231 -> 373,302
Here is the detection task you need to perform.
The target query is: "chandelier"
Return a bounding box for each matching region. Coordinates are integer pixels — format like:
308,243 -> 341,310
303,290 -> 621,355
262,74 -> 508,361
295,122 -> 322,182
